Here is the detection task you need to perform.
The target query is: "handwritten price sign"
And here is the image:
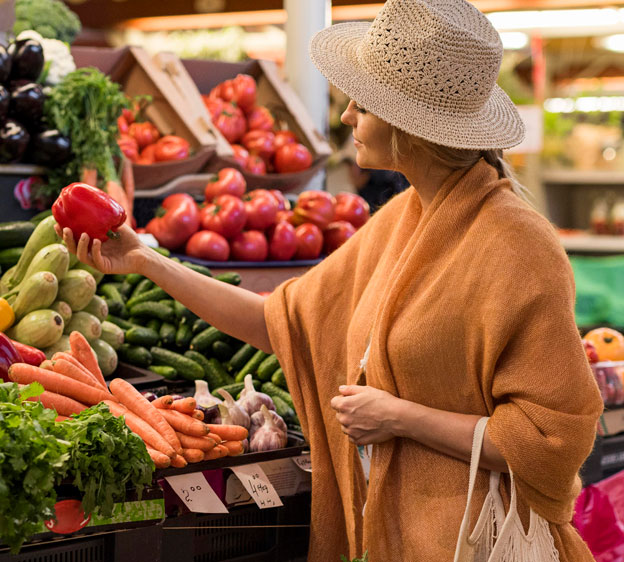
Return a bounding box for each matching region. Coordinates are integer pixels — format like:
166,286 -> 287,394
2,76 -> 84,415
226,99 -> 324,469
165,473 -> 228,514
231,464 -> 283,509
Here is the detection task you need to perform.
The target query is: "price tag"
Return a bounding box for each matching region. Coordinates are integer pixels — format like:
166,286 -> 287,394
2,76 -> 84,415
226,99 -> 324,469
230,464 -> 283,509
291,454 -> 312,472
165,473 -> 228,514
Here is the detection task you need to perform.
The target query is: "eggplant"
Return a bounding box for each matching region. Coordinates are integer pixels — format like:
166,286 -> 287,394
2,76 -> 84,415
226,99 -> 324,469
9,83 -> 45,130
31,129 -> 72,167
0,44 -> 11,85
8,39 -> 44,82
0,119 -> 30,163
0,85 -> 8,121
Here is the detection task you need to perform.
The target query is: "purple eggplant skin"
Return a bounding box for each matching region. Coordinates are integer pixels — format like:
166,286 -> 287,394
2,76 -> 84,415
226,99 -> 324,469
31,130 -> 72,167
8,39 -> 44,82
9,83 -> 45,129
0,119 -> 30,163
198,403 -> 221,424
0,45 -> 11,85
0,85 -> 9,121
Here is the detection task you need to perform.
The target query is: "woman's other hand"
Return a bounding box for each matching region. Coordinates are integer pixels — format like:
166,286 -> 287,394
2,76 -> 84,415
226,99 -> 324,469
56,223 -> 150,276
330,385 -> 401,445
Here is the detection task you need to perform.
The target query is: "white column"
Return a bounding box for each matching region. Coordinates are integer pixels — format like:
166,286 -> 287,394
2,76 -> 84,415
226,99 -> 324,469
284,0 -> 331,190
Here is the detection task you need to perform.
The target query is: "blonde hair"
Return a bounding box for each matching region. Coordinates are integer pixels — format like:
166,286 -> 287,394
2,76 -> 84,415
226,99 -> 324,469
390,128 -> 531,203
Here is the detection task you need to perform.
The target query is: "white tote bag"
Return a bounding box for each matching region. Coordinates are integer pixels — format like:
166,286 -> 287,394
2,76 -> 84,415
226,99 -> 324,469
453,417 -> 561,562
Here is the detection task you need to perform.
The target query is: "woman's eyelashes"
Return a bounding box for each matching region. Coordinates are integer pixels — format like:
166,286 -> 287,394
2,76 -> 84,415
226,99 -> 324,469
353,102 -> 367,114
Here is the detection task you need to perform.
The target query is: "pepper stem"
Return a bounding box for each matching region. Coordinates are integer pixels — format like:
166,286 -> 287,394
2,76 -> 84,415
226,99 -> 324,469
106,230 -> 121,240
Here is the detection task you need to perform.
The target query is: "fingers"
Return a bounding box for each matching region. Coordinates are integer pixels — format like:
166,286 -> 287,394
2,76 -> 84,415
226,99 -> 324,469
76,233 -> 93,266
61,227 -> 77,254
91,239 -> 106,271
339,385 -> 367,396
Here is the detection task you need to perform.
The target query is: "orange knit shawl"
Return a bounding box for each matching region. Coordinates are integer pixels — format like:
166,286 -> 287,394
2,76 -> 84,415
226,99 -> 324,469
265,160 -> 603,561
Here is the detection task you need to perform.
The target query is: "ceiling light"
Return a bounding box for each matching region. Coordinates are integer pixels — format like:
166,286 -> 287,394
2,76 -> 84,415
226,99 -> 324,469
499,32 -> 529,50
599,34 -> 624,52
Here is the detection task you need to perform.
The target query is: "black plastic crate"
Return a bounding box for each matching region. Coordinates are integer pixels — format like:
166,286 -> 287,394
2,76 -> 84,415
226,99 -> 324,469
0,533 -> 113,562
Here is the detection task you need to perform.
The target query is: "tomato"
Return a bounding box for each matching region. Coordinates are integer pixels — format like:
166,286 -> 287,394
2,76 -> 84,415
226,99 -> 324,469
122,107 -> 135,124
117,134 -> 139,162
230,144 -> 249,168
200,194 -> 247,238
140,144 -> 157,164
246,154 -> 266,175
145,193 -> 200,250
293,190 -> 336,230
230,230 -> 268,261
276,209 -> 294,224
117,115 -> 129,135
154,135 -> 190,162
129,122 -> 160,150
232,74 -> 257,113
242,130 -> 275,161
185,230 -> 230,261
247,106 -> 275,131
334,192 -> 370,228
274,130 -> 297,150
202,95 -> 225,121
267,221 -> 297,261
294,223 -> 323,260
274,143 -> 313,173
244,189 -> 279,230
214,102 -> 246,143
323,220 -> 356,255
270,189 -> 290,211
204,167 -> 246,202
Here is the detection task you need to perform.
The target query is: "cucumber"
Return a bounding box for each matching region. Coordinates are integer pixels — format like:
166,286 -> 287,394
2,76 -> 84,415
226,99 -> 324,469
184,350 -> 223,389
146,318 -> 161,333
8,309 -> 64,348
118,343 -> 152,368
212,382 -> 244,399
175,323 -> 193,348
111,274 -> 127,283
104,298 -> 126,318
235,350 -> 268,383
105,314 -> 137,331
0,247 -> 23,269
159,322 -> 176,347
125,326 -> 160,347
148,365 -> 178,379
100,320 -> 125,350
227,343 -> 257,372
63,311 -> 102,341
271,394 -> 295,423
118,279 -> 134,301
182,261 -> 213,277
211,340 -> 234,362
189,326 -> 227,352
72,262 -> 105,285
0,221 -> 35,250
90,338 -> 118,377
99,283 -> 125,305
174,301 -> 197,325
130,278 -> 154,299
125,273 -> 144,286
12,271 -> 59,320
50,300 -> 72,325
207,357 -> 234,386
256,354 -> 280,382
271,367 -> 287,389
261,382 -> 295,410
57,269 -> 97,311
82,295 -> 109,322
214,272 -> 241,286
150,347 -> 204,381
192,318 -> 210,334
152,247 -> 170,257
129,302 -> 176,323
126,287 -> 168,309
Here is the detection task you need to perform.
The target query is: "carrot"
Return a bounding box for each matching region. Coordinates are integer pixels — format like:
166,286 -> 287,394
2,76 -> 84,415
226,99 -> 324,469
221,440 -> 244,457
9,363 -> 113,405
106,180 -> 131,225
146,447 -> 171,469
109,378 -> 182,454
39,360 -> 54,371
171,397 -> 196,414
191,409 -> 204,421
27,389 -> 87,417
121,156 -> 135,219
182,448 -> 204,463
203,445 -> 228,461
170,454 -> 188,468
158,408 -> 208,437
206,432 -> 222,445
175,432 -> 216,452
104,400 -> 175,459
53,352 -> 104,389
81,167 -> 97,186
152,395 -> 174,409
55,415 -> 70,422
52,358 -> 104,388
206,424 -> 248,441
69,332 -> 107,389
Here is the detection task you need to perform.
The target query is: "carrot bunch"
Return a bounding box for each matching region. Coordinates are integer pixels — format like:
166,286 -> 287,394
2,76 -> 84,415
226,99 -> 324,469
9,332 -> 115,417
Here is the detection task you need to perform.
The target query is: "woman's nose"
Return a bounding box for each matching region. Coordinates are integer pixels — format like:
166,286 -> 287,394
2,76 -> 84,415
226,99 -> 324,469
341,101 -> 356,127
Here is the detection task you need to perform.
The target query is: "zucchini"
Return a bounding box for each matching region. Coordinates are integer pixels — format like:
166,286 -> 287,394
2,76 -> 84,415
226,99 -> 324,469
130,278 -> 154,299
271,368 -> 287,389
211,340 -> 234,362
12,271 -> 58,320
214,272 -> 241,286
118,343 -> 152,369
227,343 -> 257,372
7,309 -> 64,348
175,323 -> 193,348
63,311 -> 102,341
0,246 -> 23,269
105,314 -> 137,331
261,382 -> 295,410
192,318 -> 210,334
184,350 -> 223,389
100,320 -> 125,350
29,209 -> 53,225
6,243 -> 69,297
0,221 -> 35,249
82,295 -> 109,322
182,261 -> 213,277
129,302 -> 176,323
57,269 -> 97,311
91,338 -> 118,377
159,322 -> 176,347
150,347 -> 204,381
125,326 -> 160,348
148,365 -> 178,380
189,326 -> 227,352
256,354 -> 280,382
42,334 -> 71,359
146,318 -> 161,333
50,300 -> 72,325
72,262 -> 104,285
235,350 -> 268,383
126,287 -> 168,309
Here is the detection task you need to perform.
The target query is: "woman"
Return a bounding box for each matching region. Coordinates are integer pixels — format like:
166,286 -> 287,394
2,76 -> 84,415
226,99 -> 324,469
59,0 -> 603,560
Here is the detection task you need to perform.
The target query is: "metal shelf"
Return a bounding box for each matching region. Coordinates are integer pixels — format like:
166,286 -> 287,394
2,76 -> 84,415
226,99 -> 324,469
542,169 -> 624,185
560,234 -> 624,253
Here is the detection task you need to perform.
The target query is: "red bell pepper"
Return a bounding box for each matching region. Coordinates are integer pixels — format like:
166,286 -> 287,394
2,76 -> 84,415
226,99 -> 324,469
52,183 -> 127,245
145,193 -> 200,250
10,339 -> 45,366
0,333 -> 22,382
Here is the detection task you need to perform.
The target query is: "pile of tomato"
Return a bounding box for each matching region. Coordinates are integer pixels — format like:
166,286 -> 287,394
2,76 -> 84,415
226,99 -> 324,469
140,167 -> 370,262
202,74 -> 313,175
117,108 -> 190,165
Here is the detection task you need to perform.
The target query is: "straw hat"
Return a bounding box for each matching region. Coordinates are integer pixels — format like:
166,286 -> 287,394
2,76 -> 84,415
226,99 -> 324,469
309,0 -> 526,150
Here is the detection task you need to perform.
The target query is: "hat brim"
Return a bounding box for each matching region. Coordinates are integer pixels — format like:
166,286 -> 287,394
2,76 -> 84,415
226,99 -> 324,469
310,22 -> 526,151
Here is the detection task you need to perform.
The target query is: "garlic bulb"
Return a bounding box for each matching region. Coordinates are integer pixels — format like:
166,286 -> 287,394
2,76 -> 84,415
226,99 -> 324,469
237,374 -> 275,416
217,388 -> 251,428
194,380 -> 221,407
249,405 -> 288,452
250,408 -> 287,440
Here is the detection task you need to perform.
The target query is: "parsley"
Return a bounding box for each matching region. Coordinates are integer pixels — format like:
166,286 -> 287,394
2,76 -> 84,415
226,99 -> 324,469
340,552 -> 369,562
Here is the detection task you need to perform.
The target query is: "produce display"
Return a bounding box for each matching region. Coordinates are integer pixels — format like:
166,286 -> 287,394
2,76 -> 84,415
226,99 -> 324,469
583,327 -> 624,406
13,0 -> 82,44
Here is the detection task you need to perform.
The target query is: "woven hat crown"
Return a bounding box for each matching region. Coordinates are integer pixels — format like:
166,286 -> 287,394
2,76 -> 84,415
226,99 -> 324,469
359,0 -> 503,114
